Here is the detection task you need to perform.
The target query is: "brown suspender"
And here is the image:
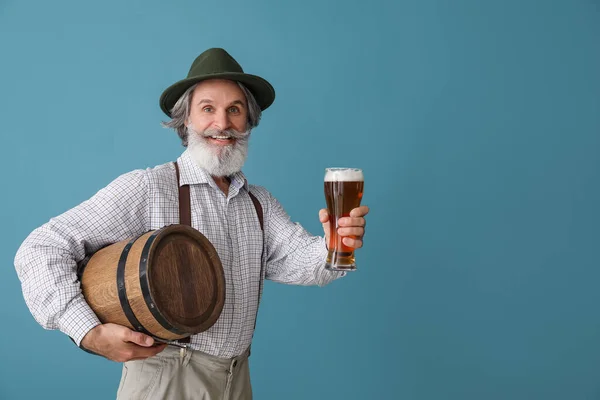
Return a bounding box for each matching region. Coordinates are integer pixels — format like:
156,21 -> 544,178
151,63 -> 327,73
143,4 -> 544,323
174,162 -> 264,344
248,192 -> 264,231
174,162 -> 192,226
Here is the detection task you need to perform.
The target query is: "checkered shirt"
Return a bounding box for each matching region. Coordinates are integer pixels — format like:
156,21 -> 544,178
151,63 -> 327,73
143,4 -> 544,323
14,149 -> 343,358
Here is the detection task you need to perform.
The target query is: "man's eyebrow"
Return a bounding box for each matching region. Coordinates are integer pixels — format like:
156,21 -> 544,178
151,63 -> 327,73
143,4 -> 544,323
196,99 -> 246,107
229,100 -> 246,107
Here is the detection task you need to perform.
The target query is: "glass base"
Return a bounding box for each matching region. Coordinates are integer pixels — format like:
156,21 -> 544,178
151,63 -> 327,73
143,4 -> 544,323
325,263 -> 356,272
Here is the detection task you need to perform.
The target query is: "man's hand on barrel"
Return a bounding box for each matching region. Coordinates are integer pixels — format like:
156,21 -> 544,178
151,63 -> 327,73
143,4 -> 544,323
80,323 -> 167,362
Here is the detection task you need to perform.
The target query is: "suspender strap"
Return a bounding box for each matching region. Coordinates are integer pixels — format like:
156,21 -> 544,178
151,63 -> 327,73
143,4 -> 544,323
174,161 -> 191,226
248,192 -> 263,231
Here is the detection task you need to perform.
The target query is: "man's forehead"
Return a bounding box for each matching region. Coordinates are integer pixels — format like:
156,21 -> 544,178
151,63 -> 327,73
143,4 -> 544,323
191,79 -> 246,102
194,78 -> 241,91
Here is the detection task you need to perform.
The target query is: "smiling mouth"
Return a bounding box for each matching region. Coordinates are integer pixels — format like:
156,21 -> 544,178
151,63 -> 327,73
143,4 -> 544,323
206,135 -> 235,145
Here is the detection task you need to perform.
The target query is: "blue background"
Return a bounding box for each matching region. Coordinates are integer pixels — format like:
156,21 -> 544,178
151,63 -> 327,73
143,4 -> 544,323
1,0 -> 599,399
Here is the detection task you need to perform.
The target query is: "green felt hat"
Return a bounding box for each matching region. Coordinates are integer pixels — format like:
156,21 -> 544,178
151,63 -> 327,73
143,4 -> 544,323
159,48 -> 275,117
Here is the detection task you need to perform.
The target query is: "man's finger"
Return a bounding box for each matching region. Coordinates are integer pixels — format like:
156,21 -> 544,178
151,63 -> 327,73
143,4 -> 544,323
338,217 -> 366,227
337,227 -> 364,237
140,343 -> 167,357
319,209 -> 329,223
124,329 -> 154,347
349,206 -> 369,218
129,343 -> 167,357
127,344 -> 167,361
342,237 -> 363,249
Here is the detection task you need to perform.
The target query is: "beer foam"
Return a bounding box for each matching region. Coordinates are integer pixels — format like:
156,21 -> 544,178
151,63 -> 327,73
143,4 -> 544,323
325,168 -> 363,182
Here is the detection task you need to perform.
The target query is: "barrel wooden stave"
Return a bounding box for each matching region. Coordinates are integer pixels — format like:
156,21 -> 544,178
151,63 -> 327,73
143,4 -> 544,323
81,238 -> 132,330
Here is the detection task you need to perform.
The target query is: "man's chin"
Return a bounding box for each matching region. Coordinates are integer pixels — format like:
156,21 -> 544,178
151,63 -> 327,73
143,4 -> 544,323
188,147 -> 246,177
191,141 -> 228,157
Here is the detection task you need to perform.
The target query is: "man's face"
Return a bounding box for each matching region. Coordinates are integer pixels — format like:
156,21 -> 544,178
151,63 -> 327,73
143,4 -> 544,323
187,79 -> 249,141
185,79 -> 251,177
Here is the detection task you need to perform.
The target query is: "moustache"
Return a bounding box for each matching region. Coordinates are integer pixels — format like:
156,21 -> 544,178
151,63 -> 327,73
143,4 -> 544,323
189,126 -> 250,141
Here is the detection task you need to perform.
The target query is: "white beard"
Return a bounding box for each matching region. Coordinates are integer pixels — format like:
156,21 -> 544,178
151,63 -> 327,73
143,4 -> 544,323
187,125 -> 250,177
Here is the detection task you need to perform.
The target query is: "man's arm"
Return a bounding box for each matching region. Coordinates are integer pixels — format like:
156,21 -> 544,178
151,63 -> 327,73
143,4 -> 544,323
262,191 -> 345,287
14,169 -> 150,346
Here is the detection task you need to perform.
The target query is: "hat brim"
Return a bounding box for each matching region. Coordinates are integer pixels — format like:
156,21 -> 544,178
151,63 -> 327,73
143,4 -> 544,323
159,72 -> 275,117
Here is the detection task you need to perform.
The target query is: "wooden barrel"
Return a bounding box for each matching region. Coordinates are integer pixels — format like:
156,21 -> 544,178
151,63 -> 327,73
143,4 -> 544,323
80,224 -> 225,341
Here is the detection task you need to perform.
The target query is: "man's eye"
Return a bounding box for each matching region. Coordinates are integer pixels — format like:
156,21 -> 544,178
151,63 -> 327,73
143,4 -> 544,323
228,107 -> 240,113
203,106 -> 213,112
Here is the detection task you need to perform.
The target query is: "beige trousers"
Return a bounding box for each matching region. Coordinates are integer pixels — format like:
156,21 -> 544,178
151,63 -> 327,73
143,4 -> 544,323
116,345 -> 252,400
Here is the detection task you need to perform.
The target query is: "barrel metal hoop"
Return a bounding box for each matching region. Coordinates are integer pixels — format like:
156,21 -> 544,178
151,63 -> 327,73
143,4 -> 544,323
116,237 -> 151,335
139,230 -> 187,335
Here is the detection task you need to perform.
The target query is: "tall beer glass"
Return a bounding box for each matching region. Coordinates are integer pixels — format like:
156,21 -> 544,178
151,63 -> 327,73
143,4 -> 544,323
324,168 -> 364,271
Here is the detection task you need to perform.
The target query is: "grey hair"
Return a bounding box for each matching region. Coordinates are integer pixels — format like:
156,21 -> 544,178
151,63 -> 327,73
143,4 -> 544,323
161,82 -> 262,147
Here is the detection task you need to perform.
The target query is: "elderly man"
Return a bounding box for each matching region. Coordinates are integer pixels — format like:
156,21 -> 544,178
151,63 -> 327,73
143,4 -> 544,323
14,48 -> 369,399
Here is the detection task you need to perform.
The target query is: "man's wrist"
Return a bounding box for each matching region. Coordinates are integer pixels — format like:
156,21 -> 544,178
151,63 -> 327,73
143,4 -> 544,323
57,296 -> 101,346
70,328 -> 101,356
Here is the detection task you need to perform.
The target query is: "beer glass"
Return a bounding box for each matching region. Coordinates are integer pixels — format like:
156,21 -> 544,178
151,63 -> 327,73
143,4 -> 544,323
324,168 -> 364,271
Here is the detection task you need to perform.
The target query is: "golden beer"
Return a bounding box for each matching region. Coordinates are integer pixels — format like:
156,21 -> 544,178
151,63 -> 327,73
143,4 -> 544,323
324,168 -> 364,271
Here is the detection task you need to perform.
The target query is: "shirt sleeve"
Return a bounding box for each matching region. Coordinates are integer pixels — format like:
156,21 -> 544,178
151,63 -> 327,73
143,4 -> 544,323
14,169 -> 150,346
263,191 -> 345,286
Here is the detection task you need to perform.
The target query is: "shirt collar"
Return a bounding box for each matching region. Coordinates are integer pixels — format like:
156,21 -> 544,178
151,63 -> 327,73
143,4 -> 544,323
177,149 -> 249,191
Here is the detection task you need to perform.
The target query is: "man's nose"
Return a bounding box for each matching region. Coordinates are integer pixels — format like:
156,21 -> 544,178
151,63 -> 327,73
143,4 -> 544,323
212,110 -> 231,131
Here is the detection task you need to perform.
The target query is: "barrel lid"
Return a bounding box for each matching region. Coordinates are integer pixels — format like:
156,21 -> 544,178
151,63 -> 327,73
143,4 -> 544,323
144,224 -> 225,335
